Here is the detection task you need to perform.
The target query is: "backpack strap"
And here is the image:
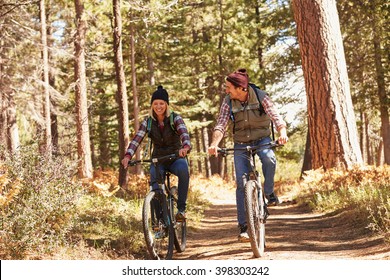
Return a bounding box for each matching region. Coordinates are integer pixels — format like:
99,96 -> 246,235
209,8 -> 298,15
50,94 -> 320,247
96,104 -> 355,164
146,116 -> 152,137
146,112 -> 178,136
249,83 -> 275,141
169,111 -> 178,134
248,83 -> 266,115
143,112 -> 179,157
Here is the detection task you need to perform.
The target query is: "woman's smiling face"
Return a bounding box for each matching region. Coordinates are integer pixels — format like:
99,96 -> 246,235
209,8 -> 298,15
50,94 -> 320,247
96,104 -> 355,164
152,99 -> 167,117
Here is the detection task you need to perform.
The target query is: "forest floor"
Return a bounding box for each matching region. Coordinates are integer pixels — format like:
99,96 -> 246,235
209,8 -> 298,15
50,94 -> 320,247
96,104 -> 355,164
173,190 -> 390,260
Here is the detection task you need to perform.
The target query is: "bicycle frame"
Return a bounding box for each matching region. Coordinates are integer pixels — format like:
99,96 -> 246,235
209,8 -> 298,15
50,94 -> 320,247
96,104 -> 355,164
218,141 -> 281,257
219,141 -> 281,186
129,153 -> 186,259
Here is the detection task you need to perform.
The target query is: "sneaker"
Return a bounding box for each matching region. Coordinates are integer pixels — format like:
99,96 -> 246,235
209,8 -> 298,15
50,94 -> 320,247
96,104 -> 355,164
238,224 -> 250,242
154,230 -> 165,239
266,192 -> 280,206
175,211 -> 186,222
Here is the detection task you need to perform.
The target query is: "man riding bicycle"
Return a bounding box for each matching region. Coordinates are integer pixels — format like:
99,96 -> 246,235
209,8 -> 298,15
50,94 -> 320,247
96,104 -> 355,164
208,68 -> 288,242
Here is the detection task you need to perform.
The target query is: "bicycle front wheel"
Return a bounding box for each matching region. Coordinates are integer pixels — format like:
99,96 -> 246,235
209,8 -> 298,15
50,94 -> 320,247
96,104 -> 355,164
244,180 -> 266,257
142,191 -> 174,260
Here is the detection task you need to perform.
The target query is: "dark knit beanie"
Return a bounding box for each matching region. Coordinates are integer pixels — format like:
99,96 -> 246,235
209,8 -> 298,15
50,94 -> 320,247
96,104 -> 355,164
226,68 -> 249,89
151,85 -> 169,104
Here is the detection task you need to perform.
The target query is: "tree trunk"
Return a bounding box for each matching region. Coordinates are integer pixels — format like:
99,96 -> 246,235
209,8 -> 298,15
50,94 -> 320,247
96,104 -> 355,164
300,127 -> 312,178
370,1 -> 390,165
6,94 -> 20,154
202,117 -> 211,178
74,0 -> 93,178
364,113 -> 373,165
254,0 -> 266,88
292,0 -> 363,170
360,111 -> 372,165
0,40 -> 7,149
376,140 -> 384,166
195,128 -> 202,175
113,0 -> 130,188
98,100 -> 111,168
46,1 -> 59,155
129,12 -> 141,175
146,41 -> 155,86
40,0 -> 52,156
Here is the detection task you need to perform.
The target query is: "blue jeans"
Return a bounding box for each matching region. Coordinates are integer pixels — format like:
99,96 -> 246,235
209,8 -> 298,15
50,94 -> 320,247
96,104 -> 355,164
234,136 -> 276,226
150,158 -> 189,212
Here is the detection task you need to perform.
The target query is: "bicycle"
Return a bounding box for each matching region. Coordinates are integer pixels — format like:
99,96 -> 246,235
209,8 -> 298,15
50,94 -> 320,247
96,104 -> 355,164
129,153 -> 187,260
218,141 -> 282,257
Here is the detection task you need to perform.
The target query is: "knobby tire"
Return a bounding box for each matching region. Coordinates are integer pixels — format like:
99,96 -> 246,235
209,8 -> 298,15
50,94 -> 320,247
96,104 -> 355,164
244,180 -> 266,257
169,186 -> 187,252
142,191 -> 174,260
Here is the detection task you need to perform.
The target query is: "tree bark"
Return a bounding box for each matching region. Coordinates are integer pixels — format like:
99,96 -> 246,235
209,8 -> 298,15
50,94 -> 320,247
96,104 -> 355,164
113,0 -> 130,188
6,94 -> 19,154
202,117 -> 211,178
254,0 -> 266,88
195,128 -> 202,174
74,0 -> 93,178
129,11 -> 141,175
300,127 -> 312,178
292,0 -> 363,170
40,0 -> 52,156
370,1 -> 390,165
46,1 -> 59,155
0,39 -> 7,149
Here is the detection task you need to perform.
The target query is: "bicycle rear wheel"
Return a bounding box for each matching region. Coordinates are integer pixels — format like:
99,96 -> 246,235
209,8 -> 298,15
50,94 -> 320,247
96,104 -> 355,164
244,180 -> 266,257
142,191 -> 174,260
169,187 -> 187,252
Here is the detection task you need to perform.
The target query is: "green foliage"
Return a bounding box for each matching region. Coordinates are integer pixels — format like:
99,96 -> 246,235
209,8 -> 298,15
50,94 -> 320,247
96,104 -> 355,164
274,126 -> 306,181
0,145 -> 84,259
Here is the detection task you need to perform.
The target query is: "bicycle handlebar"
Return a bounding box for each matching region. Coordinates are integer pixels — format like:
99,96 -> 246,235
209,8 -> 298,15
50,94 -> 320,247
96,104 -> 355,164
218,141 -> 283,156
128,153 -> 178,166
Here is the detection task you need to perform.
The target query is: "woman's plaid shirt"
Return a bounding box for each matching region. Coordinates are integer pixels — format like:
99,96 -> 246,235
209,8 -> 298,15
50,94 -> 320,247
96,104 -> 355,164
125,114 -> 191,159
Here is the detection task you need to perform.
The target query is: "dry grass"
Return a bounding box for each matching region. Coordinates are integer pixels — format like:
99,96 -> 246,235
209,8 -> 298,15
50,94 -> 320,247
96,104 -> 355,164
296,165 -> 390,241
2,157 -> 389,259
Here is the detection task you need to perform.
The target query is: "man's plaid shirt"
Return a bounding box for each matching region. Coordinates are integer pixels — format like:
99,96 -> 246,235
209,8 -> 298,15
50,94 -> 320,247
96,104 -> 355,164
214,94 -> 286,135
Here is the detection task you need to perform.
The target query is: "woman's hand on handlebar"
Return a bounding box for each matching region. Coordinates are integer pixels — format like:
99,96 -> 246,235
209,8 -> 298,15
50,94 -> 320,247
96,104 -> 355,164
179,146 -> 190,158
121,156 -> 131,168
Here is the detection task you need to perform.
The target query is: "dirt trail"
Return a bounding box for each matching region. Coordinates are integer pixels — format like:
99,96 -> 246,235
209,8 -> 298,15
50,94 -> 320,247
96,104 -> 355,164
174,197 -> 390,260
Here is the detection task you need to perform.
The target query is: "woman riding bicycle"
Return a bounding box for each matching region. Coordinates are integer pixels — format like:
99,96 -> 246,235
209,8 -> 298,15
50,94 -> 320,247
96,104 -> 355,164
121,85 -> 191,222
208,69 -> 288,242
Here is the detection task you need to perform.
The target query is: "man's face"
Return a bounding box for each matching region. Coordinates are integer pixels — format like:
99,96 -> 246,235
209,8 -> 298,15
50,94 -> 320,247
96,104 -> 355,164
225,81 -> 245,101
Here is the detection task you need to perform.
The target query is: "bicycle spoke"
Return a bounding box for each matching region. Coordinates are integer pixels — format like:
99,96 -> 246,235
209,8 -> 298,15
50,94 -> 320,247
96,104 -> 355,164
142,192 -> 174,259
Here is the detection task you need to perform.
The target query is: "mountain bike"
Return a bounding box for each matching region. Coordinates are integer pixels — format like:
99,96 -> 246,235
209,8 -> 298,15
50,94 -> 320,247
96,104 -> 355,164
129,153 -> 187,260
218,141 -> 282,257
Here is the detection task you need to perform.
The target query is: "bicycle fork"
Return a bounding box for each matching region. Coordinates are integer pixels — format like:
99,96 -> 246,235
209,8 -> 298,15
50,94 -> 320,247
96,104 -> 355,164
152,186 -> 171,236
243,173 -> 269,223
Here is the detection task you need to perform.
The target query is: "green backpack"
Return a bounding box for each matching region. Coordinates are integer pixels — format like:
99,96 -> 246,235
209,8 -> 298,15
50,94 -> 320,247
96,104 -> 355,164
146,111 -> 177,137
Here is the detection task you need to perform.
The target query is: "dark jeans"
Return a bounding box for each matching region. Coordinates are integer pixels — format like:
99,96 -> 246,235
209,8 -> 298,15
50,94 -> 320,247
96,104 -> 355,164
234,136 -> 276,226
150,158 -> 189,212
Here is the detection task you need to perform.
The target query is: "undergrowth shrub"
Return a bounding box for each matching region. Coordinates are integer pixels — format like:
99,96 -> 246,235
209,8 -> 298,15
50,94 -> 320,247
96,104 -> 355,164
300,166 -> 390,241
74,194 -> 145,258
0,146 -> 84,259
